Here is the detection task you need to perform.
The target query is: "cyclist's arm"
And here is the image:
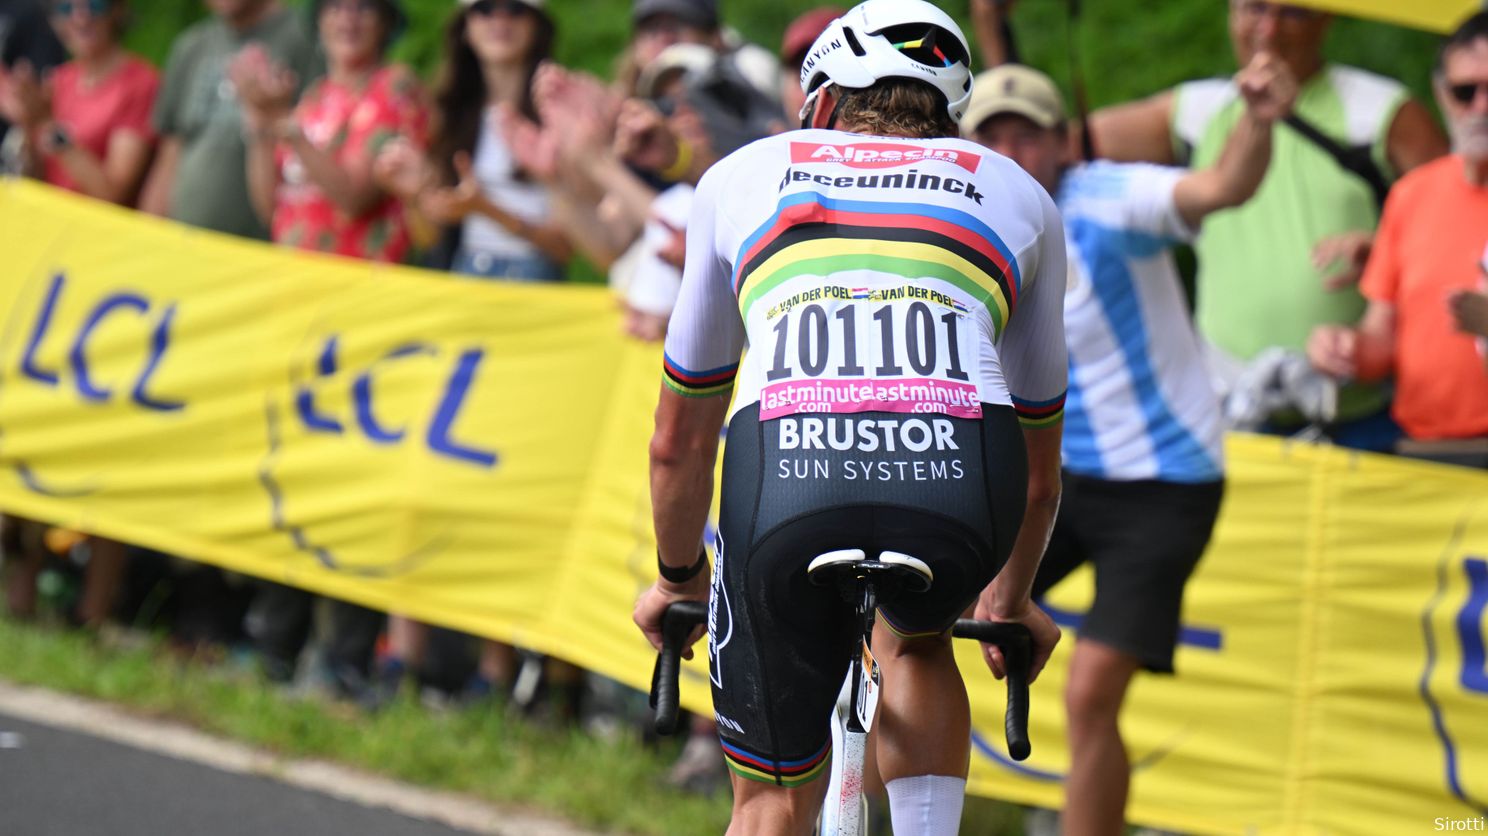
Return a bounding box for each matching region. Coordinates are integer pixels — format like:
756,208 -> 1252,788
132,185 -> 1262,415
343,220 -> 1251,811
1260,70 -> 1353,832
986,423 -> 1061,616
650,388 -> 729,574
976,186 -> 1067,679
635,161 -> 742,651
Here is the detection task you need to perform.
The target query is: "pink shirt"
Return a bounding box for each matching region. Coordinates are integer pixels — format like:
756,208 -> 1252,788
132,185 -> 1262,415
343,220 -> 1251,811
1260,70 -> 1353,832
46,55 -> 159,199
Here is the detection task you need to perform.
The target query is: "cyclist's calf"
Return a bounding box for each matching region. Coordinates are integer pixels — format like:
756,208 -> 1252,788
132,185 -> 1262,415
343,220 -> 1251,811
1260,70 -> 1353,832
872,622 -> 971,783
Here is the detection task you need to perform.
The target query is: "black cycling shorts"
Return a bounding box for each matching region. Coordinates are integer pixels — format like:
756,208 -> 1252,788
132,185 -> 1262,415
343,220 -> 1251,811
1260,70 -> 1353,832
707,402 -> 1027,786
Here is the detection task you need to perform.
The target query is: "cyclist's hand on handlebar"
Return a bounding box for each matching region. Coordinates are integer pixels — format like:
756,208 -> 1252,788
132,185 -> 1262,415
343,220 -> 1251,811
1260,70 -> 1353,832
973,593 -> 1060,683
633,573 -> 710,659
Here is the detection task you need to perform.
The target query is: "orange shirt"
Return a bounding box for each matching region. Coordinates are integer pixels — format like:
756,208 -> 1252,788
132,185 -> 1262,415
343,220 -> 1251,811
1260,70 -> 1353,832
1361,155 -> 1488,440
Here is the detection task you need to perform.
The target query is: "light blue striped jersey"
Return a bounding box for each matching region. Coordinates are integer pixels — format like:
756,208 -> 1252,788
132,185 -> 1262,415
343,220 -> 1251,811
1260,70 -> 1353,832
1056,161 -> 1223,483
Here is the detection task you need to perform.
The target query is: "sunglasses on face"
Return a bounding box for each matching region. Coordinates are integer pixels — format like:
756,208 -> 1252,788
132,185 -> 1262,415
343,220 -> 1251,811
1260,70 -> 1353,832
52,0 -> 110,17
467,0 -> 533,18
1448,81 -> 1488,106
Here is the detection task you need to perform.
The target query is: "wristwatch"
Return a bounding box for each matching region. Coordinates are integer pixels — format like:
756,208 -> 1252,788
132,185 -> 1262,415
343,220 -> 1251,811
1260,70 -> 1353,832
46,123 -> 72,153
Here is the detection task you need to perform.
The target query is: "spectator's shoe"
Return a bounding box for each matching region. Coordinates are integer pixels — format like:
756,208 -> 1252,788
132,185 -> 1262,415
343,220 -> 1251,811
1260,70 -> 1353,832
667,732 -> 728,796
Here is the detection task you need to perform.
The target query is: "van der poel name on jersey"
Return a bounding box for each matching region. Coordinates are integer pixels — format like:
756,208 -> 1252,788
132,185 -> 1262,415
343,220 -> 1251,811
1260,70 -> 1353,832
778,167 -> 986,206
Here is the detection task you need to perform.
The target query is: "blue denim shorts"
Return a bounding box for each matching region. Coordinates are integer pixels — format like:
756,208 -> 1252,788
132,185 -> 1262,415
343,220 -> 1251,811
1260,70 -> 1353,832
451,249 -> 564,283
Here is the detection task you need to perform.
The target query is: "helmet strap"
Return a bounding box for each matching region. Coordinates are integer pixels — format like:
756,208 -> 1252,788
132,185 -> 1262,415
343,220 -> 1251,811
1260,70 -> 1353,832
824,93 -> 847,131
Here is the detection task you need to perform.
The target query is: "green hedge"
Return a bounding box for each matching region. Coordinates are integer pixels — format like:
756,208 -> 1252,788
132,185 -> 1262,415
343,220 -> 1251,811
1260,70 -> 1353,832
121,1 -> 1446,113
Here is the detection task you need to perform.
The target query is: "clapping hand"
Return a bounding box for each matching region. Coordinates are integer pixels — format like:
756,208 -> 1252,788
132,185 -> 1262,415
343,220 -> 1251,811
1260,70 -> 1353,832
372,137 -> 432,201
614,97 -> 678,174
0,60 -> 52,130
421,151 -> 485,224
228,45 -> 297,132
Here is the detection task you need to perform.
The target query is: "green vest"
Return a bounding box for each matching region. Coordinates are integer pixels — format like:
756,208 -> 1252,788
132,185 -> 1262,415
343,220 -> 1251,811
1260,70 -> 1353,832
1172,65 -> 1406,422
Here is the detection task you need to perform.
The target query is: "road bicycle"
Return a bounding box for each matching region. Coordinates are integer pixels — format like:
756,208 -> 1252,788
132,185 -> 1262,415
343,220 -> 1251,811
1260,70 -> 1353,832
651,548 -> 1033,836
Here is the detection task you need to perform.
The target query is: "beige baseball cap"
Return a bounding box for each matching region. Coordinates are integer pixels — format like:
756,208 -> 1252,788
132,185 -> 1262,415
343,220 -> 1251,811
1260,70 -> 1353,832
960,64 -> 1068,134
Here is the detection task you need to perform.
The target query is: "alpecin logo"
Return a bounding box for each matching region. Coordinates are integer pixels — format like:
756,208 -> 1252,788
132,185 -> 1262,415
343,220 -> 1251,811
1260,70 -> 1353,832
790,141 -> 982,174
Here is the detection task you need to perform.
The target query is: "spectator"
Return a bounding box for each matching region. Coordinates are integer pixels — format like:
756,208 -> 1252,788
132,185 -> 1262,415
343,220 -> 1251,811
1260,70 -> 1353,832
964,57 -> 1294,836
231,0 -> 424,696
140,0 -> 320,239
626,0 -> 777,100
0,0 -> 66,156
233,0 -> 426,264
376,0 -> 570,280
777,6 -> 842,123
0,0 -> 158,629
1308,13 -> 1488,465
607,46 -> 781,339
366,0 -> 565,707
1088,0 -> 1448,451
0,0 -> 158,204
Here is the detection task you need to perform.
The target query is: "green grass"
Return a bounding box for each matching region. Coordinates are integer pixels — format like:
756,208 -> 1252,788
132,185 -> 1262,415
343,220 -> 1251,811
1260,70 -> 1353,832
0,614 -> 1027,834
0,615 -> 732,835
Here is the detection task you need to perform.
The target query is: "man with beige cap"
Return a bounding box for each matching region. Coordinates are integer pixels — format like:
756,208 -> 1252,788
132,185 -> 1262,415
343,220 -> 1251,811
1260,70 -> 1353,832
962,57 -> 1294,836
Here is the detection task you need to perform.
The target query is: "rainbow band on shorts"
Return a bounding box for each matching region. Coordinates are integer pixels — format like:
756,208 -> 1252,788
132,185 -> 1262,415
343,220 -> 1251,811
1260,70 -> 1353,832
720,738 -> 832,787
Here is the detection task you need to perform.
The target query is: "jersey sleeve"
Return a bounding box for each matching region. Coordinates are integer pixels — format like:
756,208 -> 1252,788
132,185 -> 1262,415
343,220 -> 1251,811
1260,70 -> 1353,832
660,162 -> 745,398
1001,188 -> 1068,429
1117,163 -> 1195,245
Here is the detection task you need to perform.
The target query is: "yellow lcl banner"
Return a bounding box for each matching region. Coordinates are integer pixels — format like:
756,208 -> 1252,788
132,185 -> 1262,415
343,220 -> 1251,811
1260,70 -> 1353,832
2,180 -> 1486,834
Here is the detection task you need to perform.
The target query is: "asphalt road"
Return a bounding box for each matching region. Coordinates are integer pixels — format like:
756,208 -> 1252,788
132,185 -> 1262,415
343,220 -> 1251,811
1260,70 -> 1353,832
0,710 -> 483,836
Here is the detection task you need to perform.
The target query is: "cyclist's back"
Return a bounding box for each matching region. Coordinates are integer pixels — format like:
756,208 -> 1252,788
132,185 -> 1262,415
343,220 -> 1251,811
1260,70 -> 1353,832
634,3 -> 1067,833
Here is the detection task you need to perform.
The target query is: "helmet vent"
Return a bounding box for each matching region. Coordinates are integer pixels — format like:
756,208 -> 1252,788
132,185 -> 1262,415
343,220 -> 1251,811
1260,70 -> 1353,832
878,23 -> 968,69
843,26 -> 868,57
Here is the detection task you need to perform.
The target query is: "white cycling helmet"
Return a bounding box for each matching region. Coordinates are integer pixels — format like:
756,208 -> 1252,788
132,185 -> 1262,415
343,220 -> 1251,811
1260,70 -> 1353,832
798,0 -> 973,123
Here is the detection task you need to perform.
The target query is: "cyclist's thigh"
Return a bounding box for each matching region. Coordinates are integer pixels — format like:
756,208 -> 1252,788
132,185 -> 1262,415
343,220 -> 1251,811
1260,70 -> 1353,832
709,408 -> 857,787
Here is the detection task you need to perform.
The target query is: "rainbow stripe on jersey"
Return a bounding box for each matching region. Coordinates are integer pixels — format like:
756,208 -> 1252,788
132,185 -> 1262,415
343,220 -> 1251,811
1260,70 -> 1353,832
1012,392 -> 1065,429
663,353 -> 737,398
732,193 -> 1022,337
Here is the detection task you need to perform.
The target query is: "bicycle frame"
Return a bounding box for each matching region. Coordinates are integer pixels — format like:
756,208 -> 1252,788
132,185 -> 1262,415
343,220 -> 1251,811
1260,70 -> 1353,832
818,567 -> 887,836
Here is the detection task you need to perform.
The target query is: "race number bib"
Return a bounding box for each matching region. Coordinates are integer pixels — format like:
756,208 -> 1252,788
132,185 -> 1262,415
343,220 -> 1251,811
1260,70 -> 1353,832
756,287 -> 981,421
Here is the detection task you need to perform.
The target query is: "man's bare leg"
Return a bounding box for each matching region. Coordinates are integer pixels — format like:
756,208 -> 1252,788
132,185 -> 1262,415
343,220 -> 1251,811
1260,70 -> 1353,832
1061,639 -> 1140,836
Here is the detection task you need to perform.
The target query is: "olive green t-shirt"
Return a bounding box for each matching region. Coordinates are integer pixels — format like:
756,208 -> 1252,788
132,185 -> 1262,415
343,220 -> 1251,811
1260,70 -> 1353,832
1172,65 -> 1407,421
152,8 -> 321,240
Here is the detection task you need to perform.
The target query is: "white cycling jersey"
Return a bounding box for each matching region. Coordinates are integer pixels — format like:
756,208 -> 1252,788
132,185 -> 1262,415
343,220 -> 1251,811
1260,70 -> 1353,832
663,128 -> 1067,430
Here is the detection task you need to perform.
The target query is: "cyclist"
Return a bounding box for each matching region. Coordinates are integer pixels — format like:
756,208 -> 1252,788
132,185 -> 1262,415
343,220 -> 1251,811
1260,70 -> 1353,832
634,1 -> 1065,833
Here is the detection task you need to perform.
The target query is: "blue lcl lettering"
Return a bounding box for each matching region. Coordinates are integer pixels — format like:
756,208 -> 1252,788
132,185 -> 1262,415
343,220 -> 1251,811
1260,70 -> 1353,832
19,273 -> 186,412
296,336 -> 497,469
1459,557 -> 1488,695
